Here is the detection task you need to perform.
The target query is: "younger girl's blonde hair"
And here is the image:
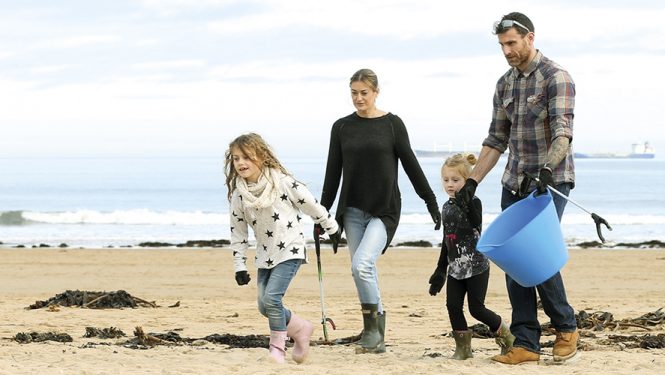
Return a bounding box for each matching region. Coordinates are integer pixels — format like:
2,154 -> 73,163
441,153 -> 478,182
224,133 -> 289,200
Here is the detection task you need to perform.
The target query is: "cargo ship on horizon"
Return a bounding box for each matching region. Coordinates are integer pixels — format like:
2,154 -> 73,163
574,142 -> 655,159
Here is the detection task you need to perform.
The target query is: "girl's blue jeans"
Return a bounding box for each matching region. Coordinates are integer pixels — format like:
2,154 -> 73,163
256,258 -> 301,331
343,207 -> 388,313
500,184 -> 577,352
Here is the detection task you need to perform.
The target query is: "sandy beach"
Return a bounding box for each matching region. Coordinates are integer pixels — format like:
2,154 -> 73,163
1,246 -> 664,374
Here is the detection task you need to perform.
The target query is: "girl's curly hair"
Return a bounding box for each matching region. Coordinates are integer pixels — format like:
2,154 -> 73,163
224,133 -> 289,200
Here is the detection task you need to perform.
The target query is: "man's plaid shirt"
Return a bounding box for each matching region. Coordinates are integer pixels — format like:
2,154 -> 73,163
482,50 -> 575,193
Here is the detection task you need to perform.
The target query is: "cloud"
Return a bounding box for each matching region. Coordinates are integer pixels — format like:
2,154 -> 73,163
35,35 -> 120,50
131,59 -> 208,70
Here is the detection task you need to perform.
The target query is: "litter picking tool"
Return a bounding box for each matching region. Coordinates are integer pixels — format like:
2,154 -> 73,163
525,172 -> 612,243
314,226 -> 336,342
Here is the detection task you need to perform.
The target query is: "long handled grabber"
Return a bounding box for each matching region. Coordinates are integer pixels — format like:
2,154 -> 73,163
314,225 -> 336,342
525,172 -> 612,243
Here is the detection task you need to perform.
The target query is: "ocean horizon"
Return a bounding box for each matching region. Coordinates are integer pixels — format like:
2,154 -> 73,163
1,156 -> 664,248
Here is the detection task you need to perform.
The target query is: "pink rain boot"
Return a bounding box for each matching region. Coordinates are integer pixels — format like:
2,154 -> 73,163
268,330 -> 287,364
287,314 -> 314,363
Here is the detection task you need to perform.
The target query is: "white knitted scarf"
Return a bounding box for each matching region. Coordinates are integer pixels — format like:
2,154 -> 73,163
235,168 -> 283,209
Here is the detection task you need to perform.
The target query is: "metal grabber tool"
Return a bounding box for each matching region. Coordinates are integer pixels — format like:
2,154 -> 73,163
526,171 -> 612,242
314,225 -> 336,342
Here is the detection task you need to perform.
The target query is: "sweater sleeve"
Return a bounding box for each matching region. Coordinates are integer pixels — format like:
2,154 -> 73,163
391,115 -> 438,207
468,196 -> 483,231
321,121 -> 343,210
229,192 -> 250,272
283,176 -> 339,235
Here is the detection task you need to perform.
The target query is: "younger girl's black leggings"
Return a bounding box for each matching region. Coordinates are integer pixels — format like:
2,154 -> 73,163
446,270 -> 502,332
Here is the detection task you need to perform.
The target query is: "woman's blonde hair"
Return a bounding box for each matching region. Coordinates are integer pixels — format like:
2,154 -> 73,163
224,133 -> 289,200
350,68 -> 379,92
441,152 -> 478,181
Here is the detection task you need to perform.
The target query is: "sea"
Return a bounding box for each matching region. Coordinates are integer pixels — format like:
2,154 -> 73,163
1,156 -> 664,248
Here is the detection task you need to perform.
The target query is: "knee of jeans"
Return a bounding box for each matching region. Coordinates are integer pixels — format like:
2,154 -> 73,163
351,259 -> 374,280
257,300 -> 268,317
260,294 -> 283,311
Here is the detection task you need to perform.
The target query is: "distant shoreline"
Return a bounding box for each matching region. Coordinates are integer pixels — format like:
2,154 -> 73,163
1,239 -> 664,250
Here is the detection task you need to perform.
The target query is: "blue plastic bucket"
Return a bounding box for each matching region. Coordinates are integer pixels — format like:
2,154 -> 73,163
477,190 -> 568,287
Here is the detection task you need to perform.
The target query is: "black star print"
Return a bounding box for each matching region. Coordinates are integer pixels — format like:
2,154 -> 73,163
296,215 -> 302,222
280,194 -> 288,201
291,181 -> 299,189
265,230 -> 273,237
233,251 -> 238,256
272,212 -> 280,221
277,241 -> 286,250
237,217 -> 244,222
262,245 -> 268,251
266,258 -> 274,267
239,195 -> 243,200
232,211 -> 237,217
230,226 -> 234,233
286,221 -> 293,229
252,220 -> 257,226
241,239 -> 247,244
297,198 -> 305,205
290,247 -> 299,254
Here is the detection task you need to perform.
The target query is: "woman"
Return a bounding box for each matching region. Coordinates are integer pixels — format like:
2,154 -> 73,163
320,68 -> 441,354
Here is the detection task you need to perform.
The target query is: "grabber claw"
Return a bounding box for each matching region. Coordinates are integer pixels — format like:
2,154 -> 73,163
591,213 -> 612,243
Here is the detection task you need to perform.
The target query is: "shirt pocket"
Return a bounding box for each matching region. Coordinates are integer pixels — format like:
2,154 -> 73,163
526,90 -> 547,121
501,96 -> 515,119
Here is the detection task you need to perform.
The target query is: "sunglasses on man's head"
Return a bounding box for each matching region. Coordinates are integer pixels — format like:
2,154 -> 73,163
492,19 -> 531,34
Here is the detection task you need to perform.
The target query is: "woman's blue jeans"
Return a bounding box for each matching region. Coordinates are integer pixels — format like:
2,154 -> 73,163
343,207 -> 388,313
256,258 -> 301,331
500,184 -> 577,352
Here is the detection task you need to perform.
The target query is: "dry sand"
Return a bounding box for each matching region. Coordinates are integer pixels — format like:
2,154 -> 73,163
1,247 -> 664,374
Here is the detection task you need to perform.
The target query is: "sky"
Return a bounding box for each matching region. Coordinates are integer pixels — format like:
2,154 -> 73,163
1,0 -> 664,159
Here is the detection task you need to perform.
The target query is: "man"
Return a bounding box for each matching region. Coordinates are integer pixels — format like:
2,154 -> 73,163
455,12 -> 579,364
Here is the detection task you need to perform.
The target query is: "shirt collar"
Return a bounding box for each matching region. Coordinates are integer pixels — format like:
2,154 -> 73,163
510,50 -> 542,79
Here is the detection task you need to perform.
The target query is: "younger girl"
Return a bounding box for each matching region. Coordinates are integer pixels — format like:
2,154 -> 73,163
225,133 -> 340,364
428,153 -> 514,359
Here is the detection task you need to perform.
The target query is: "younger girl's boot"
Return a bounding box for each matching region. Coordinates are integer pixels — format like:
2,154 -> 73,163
268,330 -> 287,364
287,314 -> 314,363
452,330 -> 473,360
494,320 -> 515,355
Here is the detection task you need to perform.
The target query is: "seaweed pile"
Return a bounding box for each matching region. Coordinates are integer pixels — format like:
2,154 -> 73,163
541,308 -> 665,333
28,290 -> 157,309
15,332 -> 73,344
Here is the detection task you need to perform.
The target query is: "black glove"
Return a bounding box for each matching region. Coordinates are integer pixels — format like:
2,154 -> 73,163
428,267 -> 446,296
235,271 -> 251,286
455,178 -> 477,208
537,166 -> 553,194
427,202 -> 442,230
329,228 -> 342,254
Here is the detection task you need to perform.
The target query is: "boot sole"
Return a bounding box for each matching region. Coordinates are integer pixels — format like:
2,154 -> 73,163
553,350 -> 579,362
354,344 -> 386,354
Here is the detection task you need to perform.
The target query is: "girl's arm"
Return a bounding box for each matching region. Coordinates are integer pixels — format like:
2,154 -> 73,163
229,192 -> 250,272
284,176 -> 339,235
468,196 -> 483,230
